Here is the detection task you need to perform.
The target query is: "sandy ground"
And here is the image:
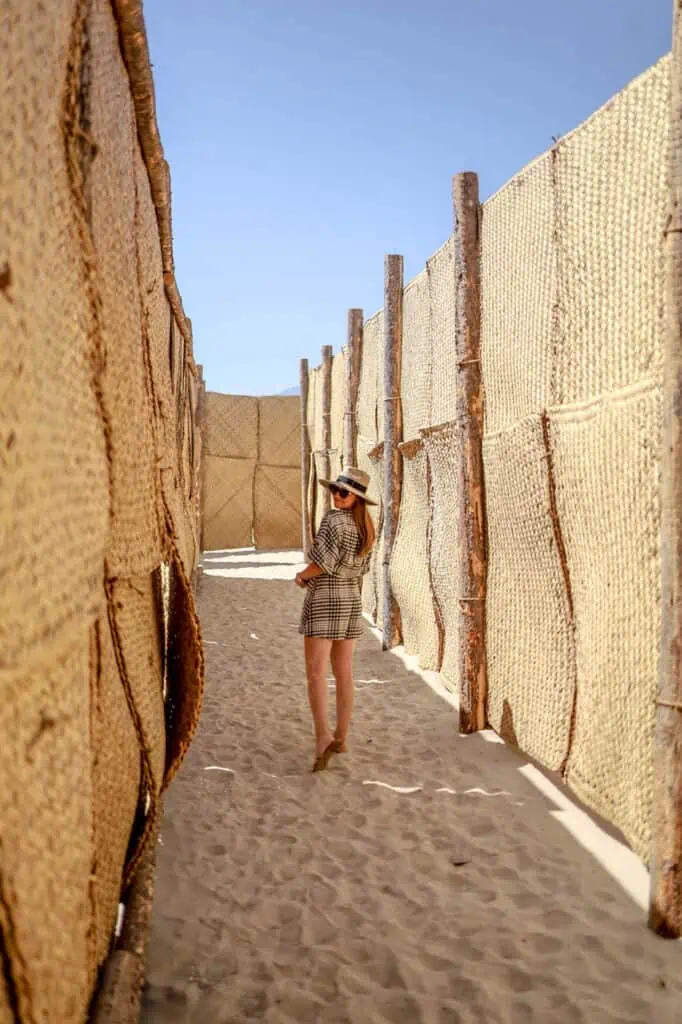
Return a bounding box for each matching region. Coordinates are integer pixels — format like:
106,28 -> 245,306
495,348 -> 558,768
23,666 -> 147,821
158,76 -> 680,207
141,550 -> 682,1024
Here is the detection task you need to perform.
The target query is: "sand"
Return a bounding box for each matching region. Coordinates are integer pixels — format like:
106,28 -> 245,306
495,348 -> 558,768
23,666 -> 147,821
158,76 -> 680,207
141,550 -> 682,1024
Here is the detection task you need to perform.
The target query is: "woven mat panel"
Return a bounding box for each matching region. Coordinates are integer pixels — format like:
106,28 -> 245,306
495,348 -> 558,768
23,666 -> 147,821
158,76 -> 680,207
182,392 -> 194,503
428,238 -> 457,427
390,446 -> 440,669
330,350 -> 346,459
352,438 -> 378,614
90,0 -> 161,576
164,461 -> 199,578
0,628 -> 93,1023
423,425 -> 463,695
421,423 -> 458,696
0,0 -> 110,670
401,271 -> 433,440
165,547 -> 205,788
483,418 -> 575,770
171,316 -> 186,409
90,611 -> 141,967
108,574 -> 166,804
204,456 -> 255,550
135,143 -> 172,431
357,440 -> 384,624
0,976 -> 11,1024
259,396 -> 300,467
553,58 -> 669,406
254,466 -> 302,549
358,312 -> 381,442
132,147 -> 191,568
205,393 -> 259,460
481,154 -> 555,435
550,381 -> 661,860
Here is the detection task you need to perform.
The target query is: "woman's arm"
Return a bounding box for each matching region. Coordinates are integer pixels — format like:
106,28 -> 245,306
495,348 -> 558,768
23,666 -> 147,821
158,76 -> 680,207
295,562 -> 324,588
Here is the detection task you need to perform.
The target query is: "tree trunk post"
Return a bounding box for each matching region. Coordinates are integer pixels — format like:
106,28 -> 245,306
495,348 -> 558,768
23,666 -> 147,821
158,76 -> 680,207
649,0 -> 682,939
345,309 -> 363,467
321,344 -> 333,512
299,358 -> 312,554
453,172 -> 488,734
382,255 -> 404,650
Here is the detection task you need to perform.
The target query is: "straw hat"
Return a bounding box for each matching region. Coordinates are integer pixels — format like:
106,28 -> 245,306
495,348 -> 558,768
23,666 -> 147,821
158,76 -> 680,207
319,466 -> 378,506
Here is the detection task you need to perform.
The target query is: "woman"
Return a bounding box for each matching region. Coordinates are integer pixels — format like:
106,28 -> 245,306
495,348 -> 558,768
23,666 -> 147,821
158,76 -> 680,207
295,467 -> 377,772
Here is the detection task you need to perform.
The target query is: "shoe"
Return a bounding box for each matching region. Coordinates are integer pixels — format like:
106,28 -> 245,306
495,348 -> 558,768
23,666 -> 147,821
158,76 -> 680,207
312,741 -> 336,773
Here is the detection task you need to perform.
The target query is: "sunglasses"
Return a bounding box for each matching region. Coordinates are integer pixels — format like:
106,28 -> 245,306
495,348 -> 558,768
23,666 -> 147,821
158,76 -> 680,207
329,485 -> 350,499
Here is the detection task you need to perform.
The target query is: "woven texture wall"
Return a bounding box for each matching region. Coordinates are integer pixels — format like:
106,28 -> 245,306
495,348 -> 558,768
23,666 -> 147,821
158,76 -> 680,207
0,3 -> 204,1022
203,395 -> 302,550
422,425 -> 462,696
255,397 -> 301,549
301,56 -> 669,868
390,444 -> 440,669
401,272 -> 432,440
550,383 -> 662,860
481,154 -> 555,435
482,418 -> 575,770
428,238 -> 458,427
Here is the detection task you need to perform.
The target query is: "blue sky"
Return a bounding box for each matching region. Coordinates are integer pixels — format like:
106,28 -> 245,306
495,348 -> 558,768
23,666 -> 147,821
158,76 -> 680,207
144,1 -> 671,395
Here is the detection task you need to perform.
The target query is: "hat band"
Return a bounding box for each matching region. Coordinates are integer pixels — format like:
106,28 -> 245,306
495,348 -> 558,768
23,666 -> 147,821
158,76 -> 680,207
337,474 -> 367,494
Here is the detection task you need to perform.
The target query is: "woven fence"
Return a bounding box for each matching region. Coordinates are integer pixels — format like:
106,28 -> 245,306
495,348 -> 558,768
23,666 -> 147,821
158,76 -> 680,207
1,2 -> 205,1021
203,393 -> 302,550
301,56 -> 670,872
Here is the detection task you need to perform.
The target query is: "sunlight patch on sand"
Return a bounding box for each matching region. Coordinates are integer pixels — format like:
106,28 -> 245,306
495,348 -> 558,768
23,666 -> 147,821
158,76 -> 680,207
362,615 -> 651,914
362,781 -> 423,794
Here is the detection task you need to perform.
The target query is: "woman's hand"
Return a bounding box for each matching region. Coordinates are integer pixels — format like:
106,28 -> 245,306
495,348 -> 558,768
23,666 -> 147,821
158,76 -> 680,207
295,573 -> 307,589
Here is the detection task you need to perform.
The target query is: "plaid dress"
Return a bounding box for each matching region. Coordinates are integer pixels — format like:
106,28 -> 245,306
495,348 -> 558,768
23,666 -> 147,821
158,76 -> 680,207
299,510 -> 371,639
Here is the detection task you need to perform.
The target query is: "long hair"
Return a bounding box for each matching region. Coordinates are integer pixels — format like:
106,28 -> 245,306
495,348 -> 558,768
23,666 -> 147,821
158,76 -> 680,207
352,498 -> 376,557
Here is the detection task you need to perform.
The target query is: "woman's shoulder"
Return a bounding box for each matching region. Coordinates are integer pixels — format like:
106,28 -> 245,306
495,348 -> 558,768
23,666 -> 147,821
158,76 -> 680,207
322,509 -> 349,528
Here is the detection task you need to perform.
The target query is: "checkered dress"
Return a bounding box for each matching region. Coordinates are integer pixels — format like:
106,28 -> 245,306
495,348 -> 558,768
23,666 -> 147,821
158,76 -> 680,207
299,510 -> 372,639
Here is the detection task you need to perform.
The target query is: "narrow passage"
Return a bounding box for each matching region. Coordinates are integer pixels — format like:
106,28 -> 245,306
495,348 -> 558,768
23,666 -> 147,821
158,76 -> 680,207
142,552 -> 682,1024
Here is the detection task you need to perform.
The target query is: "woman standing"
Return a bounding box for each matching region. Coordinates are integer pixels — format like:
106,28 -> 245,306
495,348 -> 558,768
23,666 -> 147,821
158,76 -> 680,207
295,467 -> 377,772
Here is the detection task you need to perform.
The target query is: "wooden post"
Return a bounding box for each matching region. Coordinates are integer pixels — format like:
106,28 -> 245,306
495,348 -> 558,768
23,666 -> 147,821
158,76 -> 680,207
382,255 -> 404,650
321,344 -> 333,511
453,172 -> 487,734
345,309 -> 363,467
299,358 -> 312,553
649,0 -> 682,939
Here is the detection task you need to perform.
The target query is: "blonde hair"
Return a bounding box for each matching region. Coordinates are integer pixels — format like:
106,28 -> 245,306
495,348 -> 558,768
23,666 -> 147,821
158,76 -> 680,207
352,498 -> 376,557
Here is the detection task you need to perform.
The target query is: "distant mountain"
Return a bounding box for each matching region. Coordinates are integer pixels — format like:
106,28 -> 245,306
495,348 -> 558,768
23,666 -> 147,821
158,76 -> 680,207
279,385 -> 299,396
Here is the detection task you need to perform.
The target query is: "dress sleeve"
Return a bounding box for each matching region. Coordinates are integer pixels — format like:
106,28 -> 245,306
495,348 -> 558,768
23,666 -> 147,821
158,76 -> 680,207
309,513 -> 343,575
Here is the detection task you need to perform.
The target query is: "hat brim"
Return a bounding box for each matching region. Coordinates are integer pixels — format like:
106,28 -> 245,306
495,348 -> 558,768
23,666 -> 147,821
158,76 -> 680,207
319,479 -> 378,506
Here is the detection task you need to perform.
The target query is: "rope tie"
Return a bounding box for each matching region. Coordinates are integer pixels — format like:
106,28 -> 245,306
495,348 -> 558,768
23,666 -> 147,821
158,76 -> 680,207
657,700 -> 682,711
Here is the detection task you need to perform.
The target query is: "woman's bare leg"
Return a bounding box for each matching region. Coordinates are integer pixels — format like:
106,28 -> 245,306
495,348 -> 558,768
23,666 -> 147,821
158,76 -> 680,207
331,639 -> 355,748
304,637 -> 334,756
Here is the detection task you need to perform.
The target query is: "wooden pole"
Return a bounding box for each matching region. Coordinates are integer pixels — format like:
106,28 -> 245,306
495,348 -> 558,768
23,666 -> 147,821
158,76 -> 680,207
321,344 -> 333,512
453,172 -> 487,734
649,0 -> 682,939
382,255 -> 404,650
299,358 -> 312,553
345,309 -> 363,467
